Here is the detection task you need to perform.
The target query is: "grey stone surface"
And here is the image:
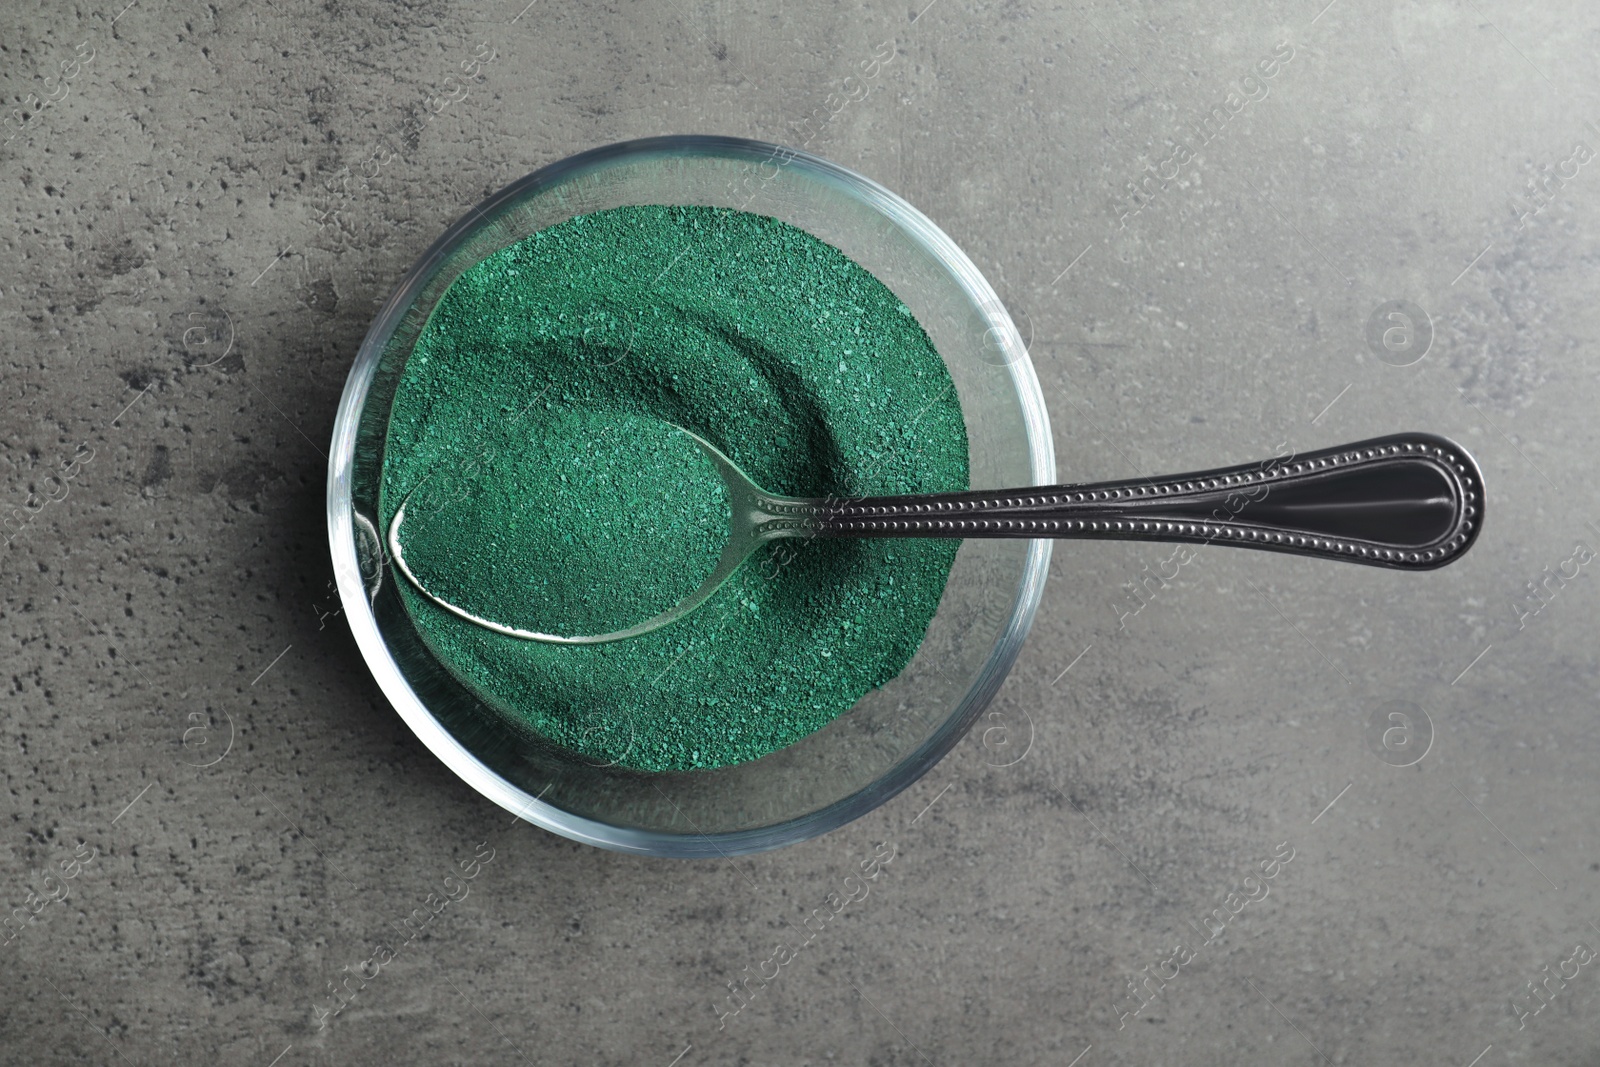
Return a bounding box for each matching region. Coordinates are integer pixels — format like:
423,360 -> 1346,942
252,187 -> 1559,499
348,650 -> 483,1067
3,0 -> 1599,1064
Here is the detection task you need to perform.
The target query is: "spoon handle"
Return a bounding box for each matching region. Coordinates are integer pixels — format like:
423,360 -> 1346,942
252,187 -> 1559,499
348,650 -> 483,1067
809,433 -> 1483,570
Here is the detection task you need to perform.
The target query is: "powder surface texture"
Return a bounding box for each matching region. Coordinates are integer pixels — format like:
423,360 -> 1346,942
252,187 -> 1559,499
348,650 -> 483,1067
381,204 -> 969,771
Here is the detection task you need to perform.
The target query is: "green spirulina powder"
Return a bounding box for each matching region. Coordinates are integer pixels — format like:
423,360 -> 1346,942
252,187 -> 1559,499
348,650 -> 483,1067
381,204 -> 969,771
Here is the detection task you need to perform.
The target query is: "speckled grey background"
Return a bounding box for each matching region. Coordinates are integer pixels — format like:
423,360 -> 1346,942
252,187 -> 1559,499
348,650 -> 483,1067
3,0 -> 1598,1064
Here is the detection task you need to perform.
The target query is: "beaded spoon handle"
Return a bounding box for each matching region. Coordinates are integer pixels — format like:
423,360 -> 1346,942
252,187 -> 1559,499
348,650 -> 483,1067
389,430 -> 1483,645
799,432 -> 1482,564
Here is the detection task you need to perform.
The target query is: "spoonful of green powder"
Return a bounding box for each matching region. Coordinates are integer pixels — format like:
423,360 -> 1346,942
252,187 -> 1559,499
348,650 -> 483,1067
389,407 -> 731,641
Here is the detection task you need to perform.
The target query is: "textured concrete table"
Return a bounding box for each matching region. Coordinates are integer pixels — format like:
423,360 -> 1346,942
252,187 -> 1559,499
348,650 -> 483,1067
3,1 -> 1597,1064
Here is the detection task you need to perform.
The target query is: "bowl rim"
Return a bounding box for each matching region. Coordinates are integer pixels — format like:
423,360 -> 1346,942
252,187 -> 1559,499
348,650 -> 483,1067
326,134 -> 1055,856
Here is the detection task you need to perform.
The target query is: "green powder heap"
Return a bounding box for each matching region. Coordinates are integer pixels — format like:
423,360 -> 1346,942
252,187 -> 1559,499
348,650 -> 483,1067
381,205 -> 969,771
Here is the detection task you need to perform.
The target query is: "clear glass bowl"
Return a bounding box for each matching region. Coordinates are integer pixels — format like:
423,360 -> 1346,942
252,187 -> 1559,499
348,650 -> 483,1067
326,136 -> 1054,856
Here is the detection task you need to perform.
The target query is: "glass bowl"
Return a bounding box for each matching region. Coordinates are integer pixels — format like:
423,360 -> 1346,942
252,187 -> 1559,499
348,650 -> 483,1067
326,136 -> 1054,856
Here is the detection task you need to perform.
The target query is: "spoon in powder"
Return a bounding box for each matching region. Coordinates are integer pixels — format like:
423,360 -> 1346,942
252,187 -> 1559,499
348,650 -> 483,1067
388,427 -> 1482,645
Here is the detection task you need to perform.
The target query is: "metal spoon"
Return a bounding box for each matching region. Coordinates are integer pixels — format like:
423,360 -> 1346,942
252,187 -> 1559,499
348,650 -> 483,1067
388,428 -> 1483,645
